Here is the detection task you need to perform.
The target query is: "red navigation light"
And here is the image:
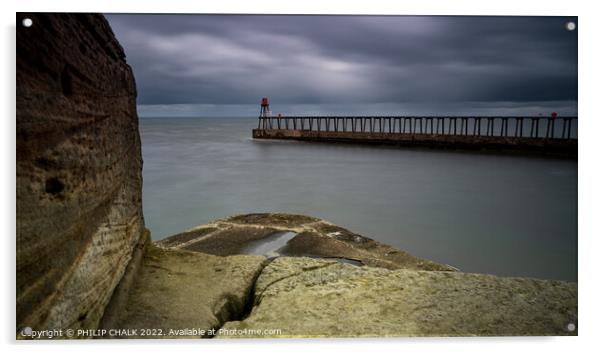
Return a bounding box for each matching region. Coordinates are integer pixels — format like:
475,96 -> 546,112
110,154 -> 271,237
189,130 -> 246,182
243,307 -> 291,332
259,97 -> 270,117
551,112 -> 558,119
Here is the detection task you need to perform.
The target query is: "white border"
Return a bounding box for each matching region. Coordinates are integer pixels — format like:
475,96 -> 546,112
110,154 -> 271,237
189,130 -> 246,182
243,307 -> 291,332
3,1 -> 601,352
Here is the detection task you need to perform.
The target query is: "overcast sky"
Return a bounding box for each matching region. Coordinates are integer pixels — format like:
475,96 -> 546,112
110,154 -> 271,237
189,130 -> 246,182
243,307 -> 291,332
105,15 -> 577,117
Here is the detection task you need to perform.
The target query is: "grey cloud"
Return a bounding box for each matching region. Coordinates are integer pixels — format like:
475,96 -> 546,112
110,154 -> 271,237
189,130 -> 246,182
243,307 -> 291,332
105,14 -> 577,114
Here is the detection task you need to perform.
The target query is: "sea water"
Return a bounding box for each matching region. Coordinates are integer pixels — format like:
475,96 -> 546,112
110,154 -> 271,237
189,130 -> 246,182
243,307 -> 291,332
140,117 -> 577,281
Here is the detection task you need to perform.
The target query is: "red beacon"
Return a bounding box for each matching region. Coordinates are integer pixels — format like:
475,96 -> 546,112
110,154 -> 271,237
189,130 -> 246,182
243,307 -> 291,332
551,112 -> 558,119
259,97 -> 270,118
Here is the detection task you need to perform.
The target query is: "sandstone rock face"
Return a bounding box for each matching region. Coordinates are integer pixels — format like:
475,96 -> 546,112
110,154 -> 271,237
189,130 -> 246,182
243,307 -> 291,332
16,13 -> 144,331
103,245 -> 267,338
220,257 -> 577,337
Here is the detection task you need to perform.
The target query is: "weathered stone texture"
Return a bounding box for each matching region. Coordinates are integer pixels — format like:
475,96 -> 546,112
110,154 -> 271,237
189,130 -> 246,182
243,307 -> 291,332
221,257 -> 577,337
103,245 -> 267,338
16,13 -> 144,331
159,213 -> 455,271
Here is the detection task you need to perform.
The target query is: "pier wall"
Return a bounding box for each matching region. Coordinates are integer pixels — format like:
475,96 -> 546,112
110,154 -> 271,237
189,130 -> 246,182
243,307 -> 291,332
252,128 -> 577,157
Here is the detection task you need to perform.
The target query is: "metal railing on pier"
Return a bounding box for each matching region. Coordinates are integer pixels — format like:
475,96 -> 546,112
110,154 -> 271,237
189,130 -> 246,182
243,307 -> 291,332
257,116 -> 578,140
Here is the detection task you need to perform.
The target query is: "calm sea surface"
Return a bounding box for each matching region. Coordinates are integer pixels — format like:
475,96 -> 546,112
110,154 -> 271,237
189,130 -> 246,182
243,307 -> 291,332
140,117 -> 577,281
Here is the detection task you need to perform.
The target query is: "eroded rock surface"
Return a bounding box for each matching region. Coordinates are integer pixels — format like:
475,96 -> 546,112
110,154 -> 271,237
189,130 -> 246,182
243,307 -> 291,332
161,216 -> 577,337
158,213 -> 454,271
16,13 -> 144,331
103,245 -> 267,338
220,257 -> 577,337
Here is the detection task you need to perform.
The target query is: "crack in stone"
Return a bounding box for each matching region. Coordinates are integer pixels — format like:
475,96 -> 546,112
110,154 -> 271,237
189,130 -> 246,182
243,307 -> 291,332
210,260 -> 338,338
254,262 -> 338,306
205,258 -> 271,338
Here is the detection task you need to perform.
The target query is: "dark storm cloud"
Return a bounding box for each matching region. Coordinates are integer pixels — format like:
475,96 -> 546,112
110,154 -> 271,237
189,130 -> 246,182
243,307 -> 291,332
105,14 -> 577,108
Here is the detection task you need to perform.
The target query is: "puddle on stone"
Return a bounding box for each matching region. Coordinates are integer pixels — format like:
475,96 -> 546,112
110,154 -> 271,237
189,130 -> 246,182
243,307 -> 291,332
332,257 -> 363,266
241,231 -> 297,258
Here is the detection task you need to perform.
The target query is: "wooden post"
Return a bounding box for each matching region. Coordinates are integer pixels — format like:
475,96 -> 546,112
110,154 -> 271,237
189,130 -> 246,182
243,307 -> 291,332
561,118 -> 567,139
487,118 -> 488,136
